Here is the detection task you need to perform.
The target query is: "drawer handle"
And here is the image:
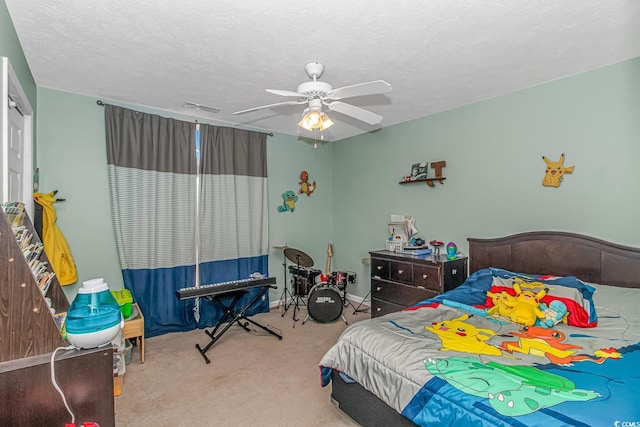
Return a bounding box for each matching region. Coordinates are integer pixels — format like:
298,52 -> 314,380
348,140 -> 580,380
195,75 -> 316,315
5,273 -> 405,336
398,269 -> 404,274
377,265 -> 383,271
376,287 -> 382,291
452,269 -> 457,275
422,274 -> 429,279
376,307 -> 382,312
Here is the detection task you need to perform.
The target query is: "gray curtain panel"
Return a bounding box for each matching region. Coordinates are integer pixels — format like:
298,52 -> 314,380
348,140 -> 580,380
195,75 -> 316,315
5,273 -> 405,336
104,104 -> 269,337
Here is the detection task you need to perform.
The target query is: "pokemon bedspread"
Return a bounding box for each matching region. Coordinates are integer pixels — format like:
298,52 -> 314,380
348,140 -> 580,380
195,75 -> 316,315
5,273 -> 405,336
319,268 -> 640,426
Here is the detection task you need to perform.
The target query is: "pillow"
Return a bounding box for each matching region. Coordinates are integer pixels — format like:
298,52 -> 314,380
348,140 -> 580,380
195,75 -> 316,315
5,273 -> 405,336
484,268 -> 597,328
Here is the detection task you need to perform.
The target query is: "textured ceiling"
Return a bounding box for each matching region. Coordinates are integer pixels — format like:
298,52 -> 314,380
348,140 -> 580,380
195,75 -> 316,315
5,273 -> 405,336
5,1 -> 640,142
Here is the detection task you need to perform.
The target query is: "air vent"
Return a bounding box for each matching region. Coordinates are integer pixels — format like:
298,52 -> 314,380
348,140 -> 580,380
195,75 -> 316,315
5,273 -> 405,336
183,102 -> 220,113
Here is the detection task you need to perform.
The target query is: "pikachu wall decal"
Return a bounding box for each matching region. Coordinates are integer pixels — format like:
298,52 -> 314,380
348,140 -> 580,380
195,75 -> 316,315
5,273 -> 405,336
542,153 -> 574,187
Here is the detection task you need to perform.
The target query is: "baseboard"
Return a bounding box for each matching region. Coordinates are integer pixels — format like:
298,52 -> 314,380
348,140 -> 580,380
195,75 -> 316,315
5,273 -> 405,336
345,292 -> 370,306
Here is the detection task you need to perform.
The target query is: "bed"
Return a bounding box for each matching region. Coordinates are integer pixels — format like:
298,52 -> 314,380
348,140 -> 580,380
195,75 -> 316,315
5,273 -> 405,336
319,231 -> 640,426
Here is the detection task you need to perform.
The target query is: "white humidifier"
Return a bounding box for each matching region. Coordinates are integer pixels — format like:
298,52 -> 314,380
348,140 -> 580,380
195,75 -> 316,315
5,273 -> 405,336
65,278 -> 124,349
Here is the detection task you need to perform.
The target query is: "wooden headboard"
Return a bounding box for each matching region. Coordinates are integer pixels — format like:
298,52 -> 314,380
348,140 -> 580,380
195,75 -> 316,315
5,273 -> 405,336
468,231 -> 640,288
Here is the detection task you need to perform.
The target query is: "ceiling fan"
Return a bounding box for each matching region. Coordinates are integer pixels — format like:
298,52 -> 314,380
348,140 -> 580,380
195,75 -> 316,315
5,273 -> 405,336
233,62 -> 392,131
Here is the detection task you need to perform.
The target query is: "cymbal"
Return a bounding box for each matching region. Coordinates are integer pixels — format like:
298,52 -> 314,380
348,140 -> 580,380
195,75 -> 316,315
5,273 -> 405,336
272,244 -> 289,250
284,247 -> 314,267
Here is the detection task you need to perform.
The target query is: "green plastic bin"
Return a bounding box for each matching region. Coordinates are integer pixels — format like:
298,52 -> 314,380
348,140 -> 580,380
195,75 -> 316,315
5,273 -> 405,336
112,289 -> 133,318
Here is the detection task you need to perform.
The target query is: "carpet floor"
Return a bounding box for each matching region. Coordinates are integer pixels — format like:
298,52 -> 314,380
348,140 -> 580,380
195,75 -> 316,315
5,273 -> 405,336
115,300 -> 370,426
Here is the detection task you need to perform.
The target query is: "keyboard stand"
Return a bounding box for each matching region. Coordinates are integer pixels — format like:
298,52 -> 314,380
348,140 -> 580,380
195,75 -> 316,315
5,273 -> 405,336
195,285 -> 282,364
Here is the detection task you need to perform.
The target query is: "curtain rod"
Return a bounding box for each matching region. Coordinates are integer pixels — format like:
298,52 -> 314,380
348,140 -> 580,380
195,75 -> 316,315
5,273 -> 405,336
96,100 -> 273,137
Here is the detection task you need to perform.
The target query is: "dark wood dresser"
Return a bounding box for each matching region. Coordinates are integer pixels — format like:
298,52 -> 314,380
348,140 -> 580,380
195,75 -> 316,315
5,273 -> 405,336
369,250 -> 468,317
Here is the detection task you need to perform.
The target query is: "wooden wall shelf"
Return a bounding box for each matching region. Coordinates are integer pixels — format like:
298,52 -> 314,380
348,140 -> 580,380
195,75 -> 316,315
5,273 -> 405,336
399,160 -> 447,187
399,177 -> 446,187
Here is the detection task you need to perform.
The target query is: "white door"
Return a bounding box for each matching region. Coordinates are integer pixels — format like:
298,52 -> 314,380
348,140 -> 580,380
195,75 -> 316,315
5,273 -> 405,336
7,100 -> 24,202
1,57 -> 33,217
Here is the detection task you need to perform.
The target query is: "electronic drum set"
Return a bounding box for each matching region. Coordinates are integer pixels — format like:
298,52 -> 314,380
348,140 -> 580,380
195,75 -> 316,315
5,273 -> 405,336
275,245 -> 356,326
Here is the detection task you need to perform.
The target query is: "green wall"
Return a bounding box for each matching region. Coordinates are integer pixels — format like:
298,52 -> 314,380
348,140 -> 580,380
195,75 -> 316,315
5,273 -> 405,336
35,90 -> 333,301
332,57 -> 640,297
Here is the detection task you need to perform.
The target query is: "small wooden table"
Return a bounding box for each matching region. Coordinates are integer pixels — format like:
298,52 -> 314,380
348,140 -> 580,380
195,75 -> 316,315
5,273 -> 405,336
122,303 -> 145,363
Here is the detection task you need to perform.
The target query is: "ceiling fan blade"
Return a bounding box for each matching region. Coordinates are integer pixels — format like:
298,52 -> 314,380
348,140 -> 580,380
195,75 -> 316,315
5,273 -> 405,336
233,100 -> 306,115
326,80 -> 392,100
326,101 -> 383,125
266,89 -> 305,97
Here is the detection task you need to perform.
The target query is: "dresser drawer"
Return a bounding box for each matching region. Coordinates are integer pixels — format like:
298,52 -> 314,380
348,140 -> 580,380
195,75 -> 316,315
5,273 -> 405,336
443,258 -> 468,291
390,261 -> 413,284
371,297 -> 405,317
413,264 -> 441,292
371,258 -> 390,280
371,279 -> 434,307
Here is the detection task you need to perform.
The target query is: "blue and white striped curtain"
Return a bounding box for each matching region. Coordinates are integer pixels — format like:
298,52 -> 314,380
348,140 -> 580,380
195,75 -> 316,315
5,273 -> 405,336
105,105 -> 269,337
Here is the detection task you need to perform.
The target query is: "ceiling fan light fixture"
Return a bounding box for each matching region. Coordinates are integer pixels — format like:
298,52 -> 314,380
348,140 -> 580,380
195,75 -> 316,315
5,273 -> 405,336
320,113 -> 333,130
308,110 -> 321,126
298,108 -> 333,132
298,115 -> 311,131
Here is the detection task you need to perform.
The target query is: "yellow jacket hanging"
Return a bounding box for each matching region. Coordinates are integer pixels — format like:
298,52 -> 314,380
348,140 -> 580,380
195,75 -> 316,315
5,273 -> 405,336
34,191 -> 78,286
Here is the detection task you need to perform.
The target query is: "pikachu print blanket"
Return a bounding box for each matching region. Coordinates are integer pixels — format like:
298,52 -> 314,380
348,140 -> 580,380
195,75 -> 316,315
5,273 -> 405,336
319,268 -> 640,427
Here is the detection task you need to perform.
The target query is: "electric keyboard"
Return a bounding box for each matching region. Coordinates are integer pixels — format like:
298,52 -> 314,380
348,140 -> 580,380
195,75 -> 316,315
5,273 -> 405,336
177,275 -> 281,363
176,276 -> 276,300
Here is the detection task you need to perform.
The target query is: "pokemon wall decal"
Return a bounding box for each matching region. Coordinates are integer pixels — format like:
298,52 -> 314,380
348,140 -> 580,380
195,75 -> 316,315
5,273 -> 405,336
277,190 -> 298,213
298,170 -> 316,196
542,153 -> 574,187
